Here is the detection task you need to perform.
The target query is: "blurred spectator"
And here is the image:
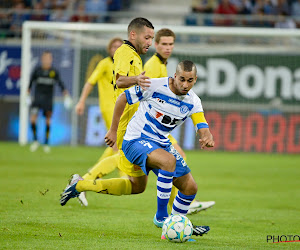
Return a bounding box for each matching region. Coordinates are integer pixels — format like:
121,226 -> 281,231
251,8 -> 273,27
291,0 -> 300,16
10,2 -> 29,37
214,0 -> 238,26
0,12 -> 11,38
85,0 -> 108,22
29,2 -> 49,21
108,0 -> 122,11
275,10 -> 296,28
252,0 -> 276,15
40,0 -> 54,9
274,0 -> 290,15
71,3 -> 90,22
49,5 -> 69,22
191,0 -> 217,13
235,0 -> 253,15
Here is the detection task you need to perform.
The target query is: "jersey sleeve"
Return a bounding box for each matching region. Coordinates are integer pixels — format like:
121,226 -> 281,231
55,70 -> 66,91
28,69 -> 38,90
87,60 -> 104,85
189,92 -> 209,131
124,79 -> 157,105
144,58 -> 161,78
114,50 -> 131,77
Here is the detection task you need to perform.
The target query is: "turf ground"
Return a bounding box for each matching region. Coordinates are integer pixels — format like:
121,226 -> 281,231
0,142 -> 300,249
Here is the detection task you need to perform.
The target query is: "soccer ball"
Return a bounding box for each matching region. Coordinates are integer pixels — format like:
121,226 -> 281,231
162,214 -> 193,243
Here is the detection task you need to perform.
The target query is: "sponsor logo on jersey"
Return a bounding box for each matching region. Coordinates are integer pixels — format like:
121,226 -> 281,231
156,98 -> 165,104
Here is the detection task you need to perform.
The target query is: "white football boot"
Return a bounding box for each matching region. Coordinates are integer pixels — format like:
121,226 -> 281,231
187,200 -> 215,215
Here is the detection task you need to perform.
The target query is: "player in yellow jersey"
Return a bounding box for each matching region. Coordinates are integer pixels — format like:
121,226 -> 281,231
60,17 -> 154,204
144,29 -> 215,214
75,38 -> 123,205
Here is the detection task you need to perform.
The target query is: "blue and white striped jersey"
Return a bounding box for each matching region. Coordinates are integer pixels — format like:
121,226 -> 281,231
124,77 -> 207,146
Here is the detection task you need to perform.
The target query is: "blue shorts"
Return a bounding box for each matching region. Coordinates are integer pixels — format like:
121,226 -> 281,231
122,138 -> 191,178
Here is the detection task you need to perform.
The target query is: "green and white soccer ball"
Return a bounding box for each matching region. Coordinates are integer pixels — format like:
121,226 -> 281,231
162,214 -> 193,243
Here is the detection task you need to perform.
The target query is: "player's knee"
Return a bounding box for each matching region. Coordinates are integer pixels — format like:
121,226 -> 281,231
161,154 -> 176,172
189,182 -> 198,195
130,181 -> 146,194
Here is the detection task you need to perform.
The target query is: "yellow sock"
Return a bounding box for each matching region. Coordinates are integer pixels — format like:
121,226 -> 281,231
76,178 -> 132,195
83,154 -> 119,180
97,147 -> 116,163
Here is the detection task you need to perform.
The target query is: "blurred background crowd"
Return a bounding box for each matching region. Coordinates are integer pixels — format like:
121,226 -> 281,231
0,0 -> 300,38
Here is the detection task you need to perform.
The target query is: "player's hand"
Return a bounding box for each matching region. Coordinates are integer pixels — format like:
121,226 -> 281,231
104,130 -> 117,147
199,137 -> 214,149
137,71 -> 151,90
75,101 -> 85,115
64,94 -> 73,110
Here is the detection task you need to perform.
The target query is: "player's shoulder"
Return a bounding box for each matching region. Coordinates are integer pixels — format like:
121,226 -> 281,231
98,56 -> 112,67
144,55 -> 159,67
187,89 -> 201,102
149,77 -> 169,90
115,44 -> 133,57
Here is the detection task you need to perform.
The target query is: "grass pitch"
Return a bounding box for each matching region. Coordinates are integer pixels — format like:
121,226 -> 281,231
0,142 -> 300,249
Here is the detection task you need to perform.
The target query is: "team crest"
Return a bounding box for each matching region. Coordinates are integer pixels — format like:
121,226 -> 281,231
49,70 -> 55,78
180,105 -> 189,114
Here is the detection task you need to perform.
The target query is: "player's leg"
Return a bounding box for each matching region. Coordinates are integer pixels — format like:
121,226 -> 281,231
29,106 -> 39,152
172,173 -> 210,236
82,154 -> 119,180
168,138 -> 215,214
146,148 -> 176,224
60,173 -> 147,206
167,135 -> 186,210
172,173 -> 197,215
43,110 -> 52,153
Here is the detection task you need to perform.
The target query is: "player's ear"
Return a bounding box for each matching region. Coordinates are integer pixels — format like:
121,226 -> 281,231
130,30 -> 136,40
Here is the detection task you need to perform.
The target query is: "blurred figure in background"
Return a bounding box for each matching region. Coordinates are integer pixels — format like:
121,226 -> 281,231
28,51 -> 70,153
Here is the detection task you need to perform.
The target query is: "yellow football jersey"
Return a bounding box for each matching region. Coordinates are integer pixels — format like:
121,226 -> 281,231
113,40 -> 143,149
87,56 -> 115,129
144,53 -> 168,78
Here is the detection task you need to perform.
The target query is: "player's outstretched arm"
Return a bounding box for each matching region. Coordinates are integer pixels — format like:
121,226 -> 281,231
75,82 -> 94,115
116,71 -> 151,90
105,92 -> 128,147
198,128 -> 214,149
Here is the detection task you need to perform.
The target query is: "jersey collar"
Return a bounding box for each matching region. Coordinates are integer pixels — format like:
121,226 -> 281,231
155,53 -> 167,65
124,40 -> 138,53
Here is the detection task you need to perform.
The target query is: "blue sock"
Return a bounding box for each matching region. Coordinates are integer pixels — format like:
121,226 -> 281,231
172,191 -> 196,216
156,169 -> 174,221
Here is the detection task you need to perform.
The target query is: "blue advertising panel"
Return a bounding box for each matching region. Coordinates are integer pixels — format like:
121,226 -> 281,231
0,46 -> 21,95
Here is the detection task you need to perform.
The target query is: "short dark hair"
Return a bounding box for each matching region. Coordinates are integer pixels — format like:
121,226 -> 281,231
42,50 -> 52,55
128,17 -> 154,34
176,60 -> 197,74
155,28 -> 176,44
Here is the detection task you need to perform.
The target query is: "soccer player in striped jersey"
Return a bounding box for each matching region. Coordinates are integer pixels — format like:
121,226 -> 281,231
144,29 -> 215,214
60,60 -> 213,236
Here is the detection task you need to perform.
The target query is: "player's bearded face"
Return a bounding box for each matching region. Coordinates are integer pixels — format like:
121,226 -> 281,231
174,70 -> 197,95
135,27 -> 154,54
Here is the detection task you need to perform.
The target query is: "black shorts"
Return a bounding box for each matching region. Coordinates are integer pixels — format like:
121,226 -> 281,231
31,97 -> 53,116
